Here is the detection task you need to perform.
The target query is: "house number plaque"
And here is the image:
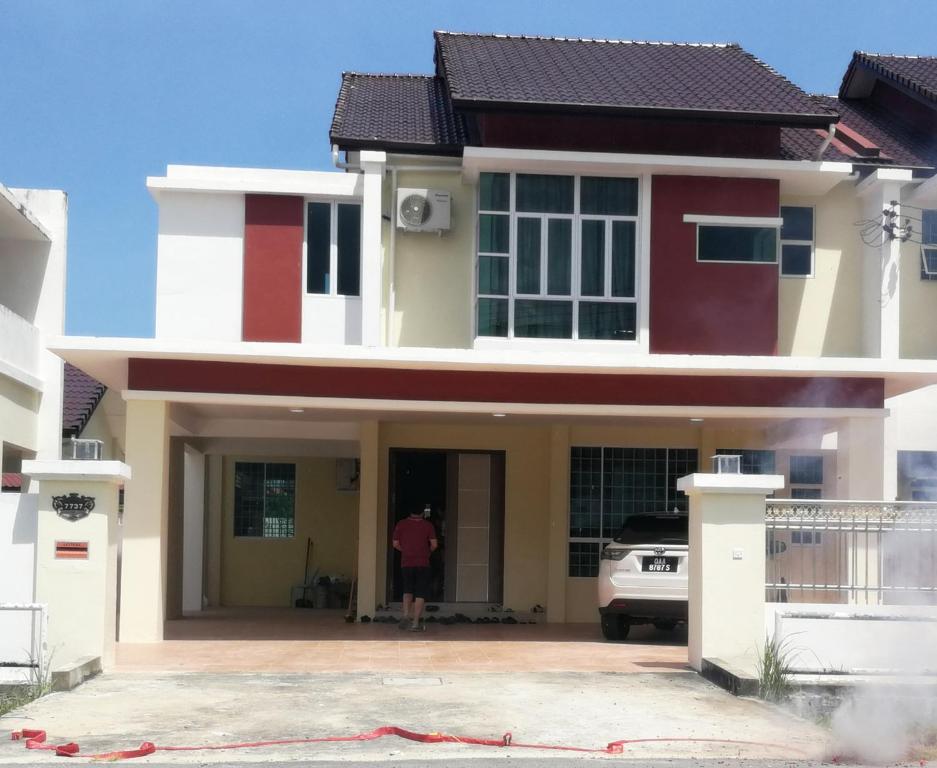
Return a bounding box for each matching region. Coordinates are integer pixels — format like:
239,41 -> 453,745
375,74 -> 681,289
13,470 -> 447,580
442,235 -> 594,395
52,493 -> 96,522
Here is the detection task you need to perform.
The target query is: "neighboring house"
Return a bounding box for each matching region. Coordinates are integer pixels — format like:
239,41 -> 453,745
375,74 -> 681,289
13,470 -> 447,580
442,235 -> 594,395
53,34 -> 937,637
0,181 -> 67,675
62,362 -> 125,462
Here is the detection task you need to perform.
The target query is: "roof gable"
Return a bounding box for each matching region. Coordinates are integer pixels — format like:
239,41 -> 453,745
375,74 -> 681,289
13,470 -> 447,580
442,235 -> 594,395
842,51 -> 937,104
434,31 -> 837,126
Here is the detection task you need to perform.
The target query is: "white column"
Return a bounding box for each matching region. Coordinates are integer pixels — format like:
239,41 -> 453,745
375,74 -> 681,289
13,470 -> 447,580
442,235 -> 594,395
119,399 -> 170,642
23,460 -> 131,670
182,444 -> 205,613
359,151 -> 386,347
677,472 -> 785,672
836,415 -> 886,500
857,170 -> 913,359
546,425 -> 569,623
356,420 -> 380,619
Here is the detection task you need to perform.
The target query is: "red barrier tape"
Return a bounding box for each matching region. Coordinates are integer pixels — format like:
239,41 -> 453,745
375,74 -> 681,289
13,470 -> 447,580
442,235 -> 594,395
12,726 -> 808,761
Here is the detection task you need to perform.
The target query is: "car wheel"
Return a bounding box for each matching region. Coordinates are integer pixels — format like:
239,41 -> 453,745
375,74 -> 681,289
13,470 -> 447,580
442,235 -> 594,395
601,614 -> 631,642
653,620 -> 677,631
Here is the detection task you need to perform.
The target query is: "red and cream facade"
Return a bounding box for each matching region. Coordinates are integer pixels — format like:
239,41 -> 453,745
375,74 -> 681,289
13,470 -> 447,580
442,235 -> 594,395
53,148 -> 937,637
51,41 -> 937,638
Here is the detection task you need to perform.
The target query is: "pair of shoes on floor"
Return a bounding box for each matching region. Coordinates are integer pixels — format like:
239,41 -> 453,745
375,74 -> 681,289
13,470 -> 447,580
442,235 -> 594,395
398,618 -> 411,631
408,621 -> 426,632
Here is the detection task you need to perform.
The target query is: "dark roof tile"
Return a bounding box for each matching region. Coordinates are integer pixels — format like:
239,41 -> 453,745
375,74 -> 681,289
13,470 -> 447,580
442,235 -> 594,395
330,73 -> 469,153
847,52 -> 937,104
434,31 -> 837,125
814,94 -> 936,168
63,363 -> 106,436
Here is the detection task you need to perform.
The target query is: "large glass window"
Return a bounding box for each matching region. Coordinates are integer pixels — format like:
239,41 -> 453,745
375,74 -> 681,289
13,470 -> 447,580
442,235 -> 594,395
780,206 -> 814,277
569,447 -> 697,577
306,201 -> 361,296
697,225 -> 777,263
234,462 -> 296,538
476,173 -> 639,341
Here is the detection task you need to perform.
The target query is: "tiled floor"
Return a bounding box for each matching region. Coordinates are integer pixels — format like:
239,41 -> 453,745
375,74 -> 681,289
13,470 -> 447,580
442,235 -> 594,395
115,608 -> 688,674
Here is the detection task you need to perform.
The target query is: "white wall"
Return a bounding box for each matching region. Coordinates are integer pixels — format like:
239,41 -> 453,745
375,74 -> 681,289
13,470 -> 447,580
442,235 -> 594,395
182,445 -> 205,613
302,295 -> 362,345
767,602 -> 937,674
155,192 -> 244,341
0,492 -> 39,682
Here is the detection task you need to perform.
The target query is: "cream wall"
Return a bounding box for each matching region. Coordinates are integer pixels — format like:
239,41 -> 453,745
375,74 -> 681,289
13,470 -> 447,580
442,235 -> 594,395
387,171 -> 475,349
377,423 -> 551,612
377,421 -> 823,624
899,237 -> 937,359
0,375 -> 39,457
778,184 -> 864,357
220,456 -> 358,607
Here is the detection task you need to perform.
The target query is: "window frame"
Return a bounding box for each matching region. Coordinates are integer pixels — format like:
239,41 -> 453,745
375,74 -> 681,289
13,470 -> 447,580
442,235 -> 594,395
780,205 -> 815,279
476,173 -> 641,343
921,210 -> 937,282
568,446 -> 698,578
690,216 -> 781,266
233,461 -> 297,540
303,199 -> 363,298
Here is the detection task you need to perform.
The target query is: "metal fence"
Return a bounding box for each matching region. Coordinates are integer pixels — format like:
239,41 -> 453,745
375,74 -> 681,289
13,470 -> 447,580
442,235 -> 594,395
765,499 -> 937,605
0,603 -> 47,682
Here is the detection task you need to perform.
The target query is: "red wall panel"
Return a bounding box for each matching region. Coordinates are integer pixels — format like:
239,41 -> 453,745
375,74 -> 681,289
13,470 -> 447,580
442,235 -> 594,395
242,194 -> 304,342
649,176 -> 780,355
127,358 -> 885,410
477,112 -> 781,158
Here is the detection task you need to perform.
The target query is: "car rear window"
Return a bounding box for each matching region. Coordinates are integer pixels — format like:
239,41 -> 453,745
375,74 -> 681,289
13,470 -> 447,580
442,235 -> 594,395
613,514 -> 688,546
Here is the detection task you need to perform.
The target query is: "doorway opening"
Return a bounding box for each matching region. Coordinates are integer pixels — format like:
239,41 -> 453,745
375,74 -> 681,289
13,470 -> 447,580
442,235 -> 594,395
388,449 -> 505,605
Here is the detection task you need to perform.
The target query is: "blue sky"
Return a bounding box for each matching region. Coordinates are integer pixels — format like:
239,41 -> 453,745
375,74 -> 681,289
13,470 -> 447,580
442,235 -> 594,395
3,0 -> 937,338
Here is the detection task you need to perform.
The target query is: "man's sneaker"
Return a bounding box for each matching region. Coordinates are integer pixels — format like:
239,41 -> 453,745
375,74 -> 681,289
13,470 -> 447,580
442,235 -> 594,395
408,620 -> 426,632
398,618 -> 410,631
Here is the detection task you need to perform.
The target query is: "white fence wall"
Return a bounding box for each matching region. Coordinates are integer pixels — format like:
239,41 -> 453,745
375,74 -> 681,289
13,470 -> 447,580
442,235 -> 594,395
766,602 -> 937,674
0,492 -> 39,682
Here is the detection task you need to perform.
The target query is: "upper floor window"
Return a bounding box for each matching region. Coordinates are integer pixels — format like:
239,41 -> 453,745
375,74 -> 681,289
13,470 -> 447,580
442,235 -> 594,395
477,173 -> 639,341
780,206 -> 814,277
921,210 -> 937,282
789,455 -> 823,499
306,201 -> 361,297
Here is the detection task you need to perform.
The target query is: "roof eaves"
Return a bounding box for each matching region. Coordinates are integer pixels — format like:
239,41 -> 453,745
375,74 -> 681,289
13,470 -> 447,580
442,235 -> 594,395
847,51 -> 937,104
448,96 -> 838,127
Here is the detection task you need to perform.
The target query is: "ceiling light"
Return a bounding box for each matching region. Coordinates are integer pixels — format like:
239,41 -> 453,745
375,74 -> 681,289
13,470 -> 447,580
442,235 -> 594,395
690,417 -> 704,423
492,413 -> 506,418
289,408 -> 305,414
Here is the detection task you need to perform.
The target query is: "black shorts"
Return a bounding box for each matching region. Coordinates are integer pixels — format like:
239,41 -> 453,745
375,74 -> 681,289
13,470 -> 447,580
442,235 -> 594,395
400,566 -> 432,599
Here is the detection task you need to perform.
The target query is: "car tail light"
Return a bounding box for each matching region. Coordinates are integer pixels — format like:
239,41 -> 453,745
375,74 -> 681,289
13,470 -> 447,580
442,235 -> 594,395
600,547 -> 629,561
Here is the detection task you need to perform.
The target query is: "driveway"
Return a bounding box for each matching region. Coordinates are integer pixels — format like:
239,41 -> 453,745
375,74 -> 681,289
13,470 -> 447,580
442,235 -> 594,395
0,670 -> 830,764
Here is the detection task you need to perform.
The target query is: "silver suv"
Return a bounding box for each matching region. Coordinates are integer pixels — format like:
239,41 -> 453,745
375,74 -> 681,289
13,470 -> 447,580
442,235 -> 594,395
597,511 -> 688,641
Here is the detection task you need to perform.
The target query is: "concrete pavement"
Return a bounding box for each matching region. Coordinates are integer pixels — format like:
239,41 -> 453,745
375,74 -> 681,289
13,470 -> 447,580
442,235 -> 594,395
0,670 -> 832,764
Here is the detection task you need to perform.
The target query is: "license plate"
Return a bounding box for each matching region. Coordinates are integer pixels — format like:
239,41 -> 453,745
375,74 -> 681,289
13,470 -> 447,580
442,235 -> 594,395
641,556 -> 678,573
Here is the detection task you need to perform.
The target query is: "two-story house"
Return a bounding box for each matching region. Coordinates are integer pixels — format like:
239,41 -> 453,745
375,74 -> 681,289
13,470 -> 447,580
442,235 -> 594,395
53,34 -> 937,639
0,181 -> 67,676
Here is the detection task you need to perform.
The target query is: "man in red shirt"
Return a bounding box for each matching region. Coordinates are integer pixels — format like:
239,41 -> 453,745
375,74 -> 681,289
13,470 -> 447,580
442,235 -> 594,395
392,508 -> 438,632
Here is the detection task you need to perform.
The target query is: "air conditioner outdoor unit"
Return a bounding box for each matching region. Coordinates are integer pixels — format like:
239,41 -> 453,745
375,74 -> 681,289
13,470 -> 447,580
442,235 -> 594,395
396,188 -> 451,232
63,438 -> 104,461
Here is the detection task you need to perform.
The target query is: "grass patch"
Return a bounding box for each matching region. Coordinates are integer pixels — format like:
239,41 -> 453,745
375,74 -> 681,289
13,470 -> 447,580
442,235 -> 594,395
756,634 -> 796,702
0,661 -> 52,718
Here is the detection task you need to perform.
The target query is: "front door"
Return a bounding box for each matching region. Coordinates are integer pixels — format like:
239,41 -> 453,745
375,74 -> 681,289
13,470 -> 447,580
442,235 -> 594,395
388,449 -> 504,604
